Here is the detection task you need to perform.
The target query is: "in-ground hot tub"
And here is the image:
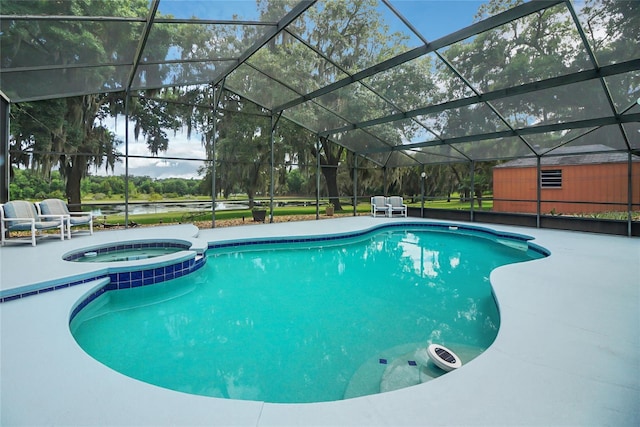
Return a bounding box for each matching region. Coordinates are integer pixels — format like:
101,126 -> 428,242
63,240 -> 192,262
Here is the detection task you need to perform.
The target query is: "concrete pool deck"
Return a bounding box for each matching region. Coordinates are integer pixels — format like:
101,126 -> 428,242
1,217 -> 638,426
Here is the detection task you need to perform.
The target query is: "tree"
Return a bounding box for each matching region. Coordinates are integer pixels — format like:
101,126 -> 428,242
315,138 -> 344,207
580,0 -> 639,65
434,0 -> 638,156
216,104 -> 273,207
286,169 -> 305,195
4,0 -> 184,207
225,0 -> 425,209
9,96 -> 123,207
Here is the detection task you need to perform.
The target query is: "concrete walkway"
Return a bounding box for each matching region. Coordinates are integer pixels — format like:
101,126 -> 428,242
1,217 -> 638,426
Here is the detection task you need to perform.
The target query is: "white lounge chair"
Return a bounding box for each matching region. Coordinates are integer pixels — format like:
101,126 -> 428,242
38,198 -> 93,239
387,196 -> 407,217
0,200 -> 66,246
371,196 -> 390,217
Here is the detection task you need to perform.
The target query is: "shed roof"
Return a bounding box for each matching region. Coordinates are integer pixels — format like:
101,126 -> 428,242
494,145 -> 640,168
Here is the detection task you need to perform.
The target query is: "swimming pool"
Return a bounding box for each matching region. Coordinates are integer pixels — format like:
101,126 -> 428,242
70,225 -> 546,403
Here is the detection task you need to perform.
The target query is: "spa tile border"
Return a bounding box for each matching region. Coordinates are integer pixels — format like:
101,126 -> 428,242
1,255 -> 205,304
69,255 -> 205,321
63,241 -> 191,261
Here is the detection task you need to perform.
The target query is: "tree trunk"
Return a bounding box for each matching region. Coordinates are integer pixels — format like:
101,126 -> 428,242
65,156 -> 84,210
321,165 -> 341,210
475,188 -> 483,209
247,189 -> 255,209
314,138 -> 344,211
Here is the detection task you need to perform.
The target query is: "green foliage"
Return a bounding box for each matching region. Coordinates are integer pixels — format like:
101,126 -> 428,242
4,0 -> 637,214
4,0 -> 189,205
9,169 -> 66,200
8,169 -> 211,201
286,169 -> 306,195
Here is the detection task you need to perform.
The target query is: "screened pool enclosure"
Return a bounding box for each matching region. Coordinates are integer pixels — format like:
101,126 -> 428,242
1,0 -> 638,235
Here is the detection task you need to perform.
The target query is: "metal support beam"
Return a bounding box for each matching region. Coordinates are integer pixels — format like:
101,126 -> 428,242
362,112 -> 640,155
628,152 -> 633,237
316,137 -> 321,220
0,91 -> 9,203
269,113 -> 281,223
469,161 -> 475,222
211,1 -> 315,89
210,123 -> 216,229
566,0 -> 632,152
275,0 -> 562,112
122,0 -> 159,229
125,0 -> 160,92
353,155 -> 358,216
124,92 -> 130,228
420,166 -> 426,218
211,82 -> 224,228
536,157 -> 542,228
322,59 -> 640,139
383,167 -> 387,196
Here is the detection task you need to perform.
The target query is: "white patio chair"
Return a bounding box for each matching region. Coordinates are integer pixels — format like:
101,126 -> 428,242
0,200 -> 66,246
38,199 -> 93,239
387,196 -> 407,217
371,196 -> 390,217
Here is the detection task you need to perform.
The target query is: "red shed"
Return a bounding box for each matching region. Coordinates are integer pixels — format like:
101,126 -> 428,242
493,145 -> 640,215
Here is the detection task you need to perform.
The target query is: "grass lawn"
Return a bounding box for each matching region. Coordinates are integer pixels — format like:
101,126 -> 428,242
85,196 -> 636,227
96,203 -> 372,226
94,198 -> 495,227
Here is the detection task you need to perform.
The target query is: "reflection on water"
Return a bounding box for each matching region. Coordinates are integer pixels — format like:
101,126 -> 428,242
89,201 -> 250,216
72,228 -> 544,403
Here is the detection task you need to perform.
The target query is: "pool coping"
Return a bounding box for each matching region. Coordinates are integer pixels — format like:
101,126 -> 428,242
0,220 -> 547,303
1,217 -> 638,426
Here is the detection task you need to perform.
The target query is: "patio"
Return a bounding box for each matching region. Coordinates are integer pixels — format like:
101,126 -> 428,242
1,217 -> 638,426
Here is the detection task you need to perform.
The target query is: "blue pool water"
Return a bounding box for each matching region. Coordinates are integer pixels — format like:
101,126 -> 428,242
64,241 -> 190,262
73,247 -> 181,262
71,227 -> 545,403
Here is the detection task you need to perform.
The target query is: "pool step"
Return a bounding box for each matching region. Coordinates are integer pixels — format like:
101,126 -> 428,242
344,343 -> 481,399
343,343 -> 439,399
379,350 -> 445,393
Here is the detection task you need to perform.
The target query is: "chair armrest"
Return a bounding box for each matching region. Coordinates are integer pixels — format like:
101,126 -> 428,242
2,216 -> 35,223
38,213 -> 67,220
67,212 -> 92,218
2,217 -> 36,229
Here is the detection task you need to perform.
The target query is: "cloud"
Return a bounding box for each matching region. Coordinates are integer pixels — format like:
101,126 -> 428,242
97,117 -> 207,179
155,160 -> 174,168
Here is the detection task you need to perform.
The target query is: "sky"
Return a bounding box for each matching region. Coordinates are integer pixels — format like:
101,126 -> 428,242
98,117 -> 207,180
389,0 -> 483,41
98,0 -> 485,180
154,0 -> 484,44
156,0 -> 264,21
